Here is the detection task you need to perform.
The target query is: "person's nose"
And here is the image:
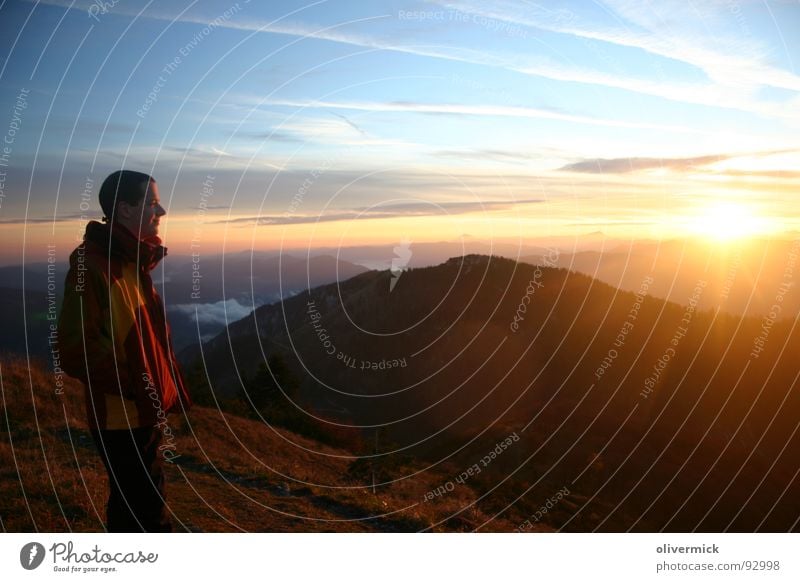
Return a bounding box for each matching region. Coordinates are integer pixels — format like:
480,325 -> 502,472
155,204 -> 166,217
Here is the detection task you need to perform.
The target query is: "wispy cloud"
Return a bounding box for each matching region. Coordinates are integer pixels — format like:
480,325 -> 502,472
237,130 -> 304,143
599,0 -> 800,91
68,144 -> 287,171
331,112 -> 368,137
252,97 -> 704,134
431,0 -> 800,119
559,149 -> 799,174
31,0 -> 797,121
710,169 -> 800,180
0,212 -> 89,225
274,115 -> 419,147
188,204 -> 230,211
248,20 -> 788,119
560,154 -> 726,173
433,149 -> 540,163
215,198 -> 544,226
564,220 -> 658,227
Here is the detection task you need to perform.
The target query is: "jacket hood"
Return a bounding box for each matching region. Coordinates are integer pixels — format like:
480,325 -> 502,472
82,220 -> 167,272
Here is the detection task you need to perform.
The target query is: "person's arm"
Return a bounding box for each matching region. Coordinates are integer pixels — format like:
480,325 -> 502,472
58,260 -> 130,396
151,282 -> 193,412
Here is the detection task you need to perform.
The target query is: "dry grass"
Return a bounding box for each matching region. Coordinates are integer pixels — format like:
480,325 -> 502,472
0,355 -> 105,532
0,355 -> 546,532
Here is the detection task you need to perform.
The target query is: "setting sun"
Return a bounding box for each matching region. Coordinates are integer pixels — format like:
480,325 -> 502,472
687,202 -> 773,242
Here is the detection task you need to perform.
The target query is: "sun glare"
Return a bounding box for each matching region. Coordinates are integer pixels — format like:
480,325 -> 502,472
686,202 -> 772,242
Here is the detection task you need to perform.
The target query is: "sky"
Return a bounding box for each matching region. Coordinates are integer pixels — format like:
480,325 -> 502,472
0,0 -> 799,264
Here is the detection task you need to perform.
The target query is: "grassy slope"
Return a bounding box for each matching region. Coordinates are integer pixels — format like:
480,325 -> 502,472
0,356 -> 548,533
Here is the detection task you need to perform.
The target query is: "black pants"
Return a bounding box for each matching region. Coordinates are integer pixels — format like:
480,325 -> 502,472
90,426 -> 172,532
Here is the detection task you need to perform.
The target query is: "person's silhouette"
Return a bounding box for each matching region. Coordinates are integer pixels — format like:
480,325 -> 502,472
58,170 -> 192,532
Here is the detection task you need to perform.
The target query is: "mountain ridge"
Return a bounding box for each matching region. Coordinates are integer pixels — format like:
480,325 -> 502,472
181,253 -> 800,531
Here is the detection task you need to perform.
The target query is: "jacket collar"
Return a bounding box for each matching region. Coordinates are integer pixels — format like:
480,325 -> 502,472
84,220 -> 167,272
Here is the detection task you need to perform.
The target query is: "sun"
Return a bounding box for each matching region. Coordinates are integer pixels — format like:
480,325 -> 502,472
686,202 -> 772,242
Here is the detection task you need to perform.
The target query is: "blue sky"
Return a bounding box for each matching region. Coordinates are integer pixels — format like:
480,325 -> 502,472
0,0 -> 799,262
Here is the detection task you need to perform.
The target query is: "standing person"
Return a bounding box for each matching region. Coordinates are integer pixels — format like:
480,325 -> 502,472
58,170 -> 192,532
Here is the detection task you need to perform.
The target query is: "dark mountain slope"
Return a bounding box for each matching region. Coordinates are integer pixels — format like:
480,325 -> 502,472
186,254 -> 800,531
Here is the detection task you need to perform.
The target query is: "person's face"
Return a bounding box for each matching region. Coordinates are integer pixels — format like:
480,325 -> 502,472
118,180 -> 166,240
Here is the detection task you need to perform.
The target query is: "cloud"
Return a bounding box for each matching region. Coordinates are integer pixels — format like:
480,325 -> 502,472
430,0 -> 800,118
250,98 -> 703,134
30,0 -> 799,120
65,144 -> 288,172
559,149 -> 799,174
0,212 -> 92,225
238,130 -> 304,143
564,220 -> 658,227
710,169 -> 800,180
188,204 -> 230,211
330,112 -> 368,137
434,149 -> 543,163
599,0 -> 800,91
216,198 -> 544,226
169,298 -> 252,326
222,113 -> 420,150
559,154 -> 727,174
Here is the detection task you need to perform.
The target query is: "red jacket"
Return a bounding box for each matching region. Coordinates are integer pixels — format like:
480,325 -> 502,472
58,220 -> 192,430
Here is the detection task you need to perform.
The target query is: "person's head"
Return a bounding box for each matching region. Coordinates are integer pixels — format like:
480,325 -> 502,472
98,170 -> 165,240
